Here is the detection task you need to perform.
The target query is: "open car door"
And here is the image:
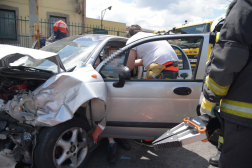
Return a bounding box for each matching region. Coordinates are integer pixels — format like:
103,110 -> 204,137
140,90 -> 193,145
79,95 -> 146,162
95,33 -> 210,140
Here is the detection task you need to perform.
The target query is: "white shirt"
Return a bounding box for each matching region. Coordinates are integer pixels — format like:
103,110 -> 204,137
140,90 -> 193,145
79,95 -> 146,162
126,32 -> 179,67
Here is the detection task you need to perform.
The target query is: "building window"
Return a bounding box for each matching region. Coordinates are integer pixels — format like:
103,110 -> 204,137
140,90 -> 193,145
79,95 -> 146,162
50,16 -> 66,35
0,9 -> 17,40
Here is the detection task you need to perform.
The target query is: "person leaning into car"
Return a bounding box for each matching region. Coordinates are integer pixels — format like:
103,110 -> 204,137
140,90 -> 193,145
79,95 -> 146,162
126,24 -> 179,147
126,24 -> 179,80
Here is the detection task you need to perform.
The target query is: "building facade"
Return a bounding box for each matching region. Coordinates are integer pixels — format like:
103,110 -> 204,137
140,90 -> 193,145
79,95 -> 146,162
0,0 -> 126,47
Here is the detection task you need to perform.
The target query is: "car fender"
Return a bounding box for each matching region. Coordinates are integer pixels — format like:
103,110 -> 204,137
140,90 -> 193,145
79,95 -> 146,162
24,64 -> 107,127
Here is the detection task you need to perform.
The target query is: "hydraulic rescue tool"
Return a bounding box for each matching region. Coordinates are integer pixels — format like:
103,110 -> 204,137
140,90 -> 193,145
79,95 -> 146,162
153,109 -> 223,151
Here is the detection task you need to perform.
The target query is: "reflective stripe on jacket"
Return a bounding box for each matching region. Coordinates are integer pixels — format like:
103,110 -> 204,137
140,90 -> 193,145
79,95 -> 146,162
221,99 -> 252,119
218,135 -> 224,144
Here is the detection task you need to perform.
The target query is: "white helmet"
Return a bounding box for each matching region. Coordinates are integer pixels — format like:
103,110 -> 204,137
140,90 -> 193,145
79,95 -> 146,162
210,14 -> 226,32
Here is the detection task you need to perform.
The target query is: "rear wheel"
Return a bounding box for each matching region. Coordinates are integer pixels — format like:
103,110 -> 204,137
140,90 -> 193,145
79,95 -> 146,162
34,118 -> 91,168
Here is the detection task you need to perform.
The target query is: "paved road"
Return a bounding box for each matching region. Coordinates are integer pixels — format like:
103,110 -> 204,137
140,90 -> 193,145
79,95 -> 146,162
16,137 -> 218,168
86,139 -> 218,168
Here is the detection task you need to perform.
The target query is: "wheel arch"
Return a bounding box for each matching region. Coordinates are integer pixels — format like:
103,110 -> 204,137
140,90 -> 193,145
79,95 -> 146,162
73,98 -> 106,131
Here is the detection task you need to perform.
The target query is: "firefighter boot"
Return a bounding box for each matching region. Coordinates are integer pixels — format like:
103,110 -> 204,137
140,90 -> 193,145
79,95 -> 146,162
209,135 -> 223,167
209,150 -> 221,167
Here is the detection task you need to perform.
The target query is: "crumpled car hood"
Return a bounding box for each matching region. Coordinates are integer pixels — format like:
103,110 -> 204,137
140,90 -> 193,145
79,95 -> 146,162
0,44 -> 107,127
0,44 -> 66,71
0,64 -> 107,127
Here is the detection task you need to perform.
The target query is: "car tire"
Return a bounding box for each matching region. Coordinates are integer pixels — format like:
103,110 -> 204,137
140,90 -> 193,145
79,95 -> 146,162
34,117 -> 91,168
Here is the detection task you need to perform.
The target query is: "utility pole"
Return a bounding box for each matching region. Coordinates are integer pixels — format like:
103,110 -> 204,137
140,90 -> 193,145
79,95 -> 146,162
82,0 -> 86,34
101,6 -> 112,30
29,0 -> 40,48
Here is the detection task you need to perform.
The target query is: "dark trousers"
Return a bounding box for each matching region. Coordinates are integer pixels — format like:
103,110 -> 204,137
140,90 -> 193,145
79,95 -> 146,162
219,120 -> 252,168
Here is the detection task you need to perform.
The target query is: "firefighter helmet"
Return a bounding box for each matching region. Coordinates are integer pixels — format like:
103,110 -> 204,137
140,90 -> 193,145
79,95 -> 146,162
53,20 -> 68,34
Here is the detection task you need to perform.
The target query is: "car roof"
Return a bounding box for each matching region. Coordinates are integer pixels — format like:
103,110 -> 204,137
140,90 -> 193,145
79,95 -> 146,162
49,34 -> 128,45
75,34 -> 128,41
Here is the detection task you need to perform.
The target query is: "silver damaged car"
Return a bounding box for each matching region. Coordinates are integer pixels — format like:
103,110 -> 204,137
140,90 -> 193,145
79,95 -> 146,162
0,33 -> 209,168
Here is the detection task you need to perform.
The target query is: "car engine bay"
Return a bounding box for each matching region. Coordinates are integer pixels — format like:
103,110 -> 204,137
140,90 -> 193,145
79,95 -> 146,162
0,66 -> 53,165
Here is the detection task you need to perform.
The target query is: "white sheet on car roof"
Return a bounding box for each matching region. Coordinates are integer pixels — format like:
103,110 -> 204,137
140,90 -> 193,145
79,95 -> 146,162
0,44 -> 58,60
0,44 -> 66,71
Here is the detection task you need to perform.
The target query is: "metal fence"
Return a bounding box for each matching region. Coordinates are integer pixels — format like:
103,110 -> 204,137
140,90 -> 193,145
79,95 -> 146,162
0,15 -> 127,48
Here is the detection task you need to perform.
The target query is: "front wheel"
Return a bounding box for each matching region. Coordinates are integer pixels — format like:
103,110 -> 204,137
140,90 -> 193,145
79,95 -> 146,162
34,118 -> 91,168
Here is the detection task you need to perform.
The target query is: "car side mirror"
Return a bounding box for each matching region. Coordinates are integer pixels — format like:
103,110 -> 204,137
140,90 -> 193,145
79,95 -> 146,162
113,66 -> 131,88
180,73 -> 188,79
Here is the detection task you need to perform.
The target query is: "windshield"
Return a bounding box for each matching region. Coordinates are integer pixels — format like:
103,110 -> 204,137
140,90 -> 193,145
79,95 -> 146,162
168,23 -> 210,35
168,38 -> 201,49
11,36 -> 103,73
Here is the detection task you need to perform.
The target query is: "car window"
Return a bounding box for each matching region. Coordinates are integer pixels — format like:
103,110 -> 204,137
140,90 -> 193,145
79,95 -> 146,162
167,23 -> 210,34
100,52 -> 126,79
168,37 -> 202,75
129,44 -> 191,80
99,41 -> 126,79
129,38 -> 197,80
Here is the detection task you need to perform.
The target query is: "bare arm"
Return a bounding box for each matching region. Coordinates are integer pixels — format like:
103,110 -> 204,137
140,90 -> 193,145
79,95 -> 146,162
126,49 -> 137,71
135,59 -> 143,67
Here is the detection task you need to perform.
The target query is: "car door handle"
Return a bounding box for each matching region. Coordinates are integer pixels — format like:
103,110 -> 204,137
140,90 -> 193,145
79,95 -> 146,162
173,87 -> 192,95
180,73 -> 188,79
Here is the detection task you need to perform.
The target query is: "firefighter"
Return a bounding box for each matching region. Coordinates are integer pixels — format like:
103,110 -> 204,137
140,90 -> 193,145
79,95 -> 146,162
46,20 -> 68,45
200,0 -> 252,167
